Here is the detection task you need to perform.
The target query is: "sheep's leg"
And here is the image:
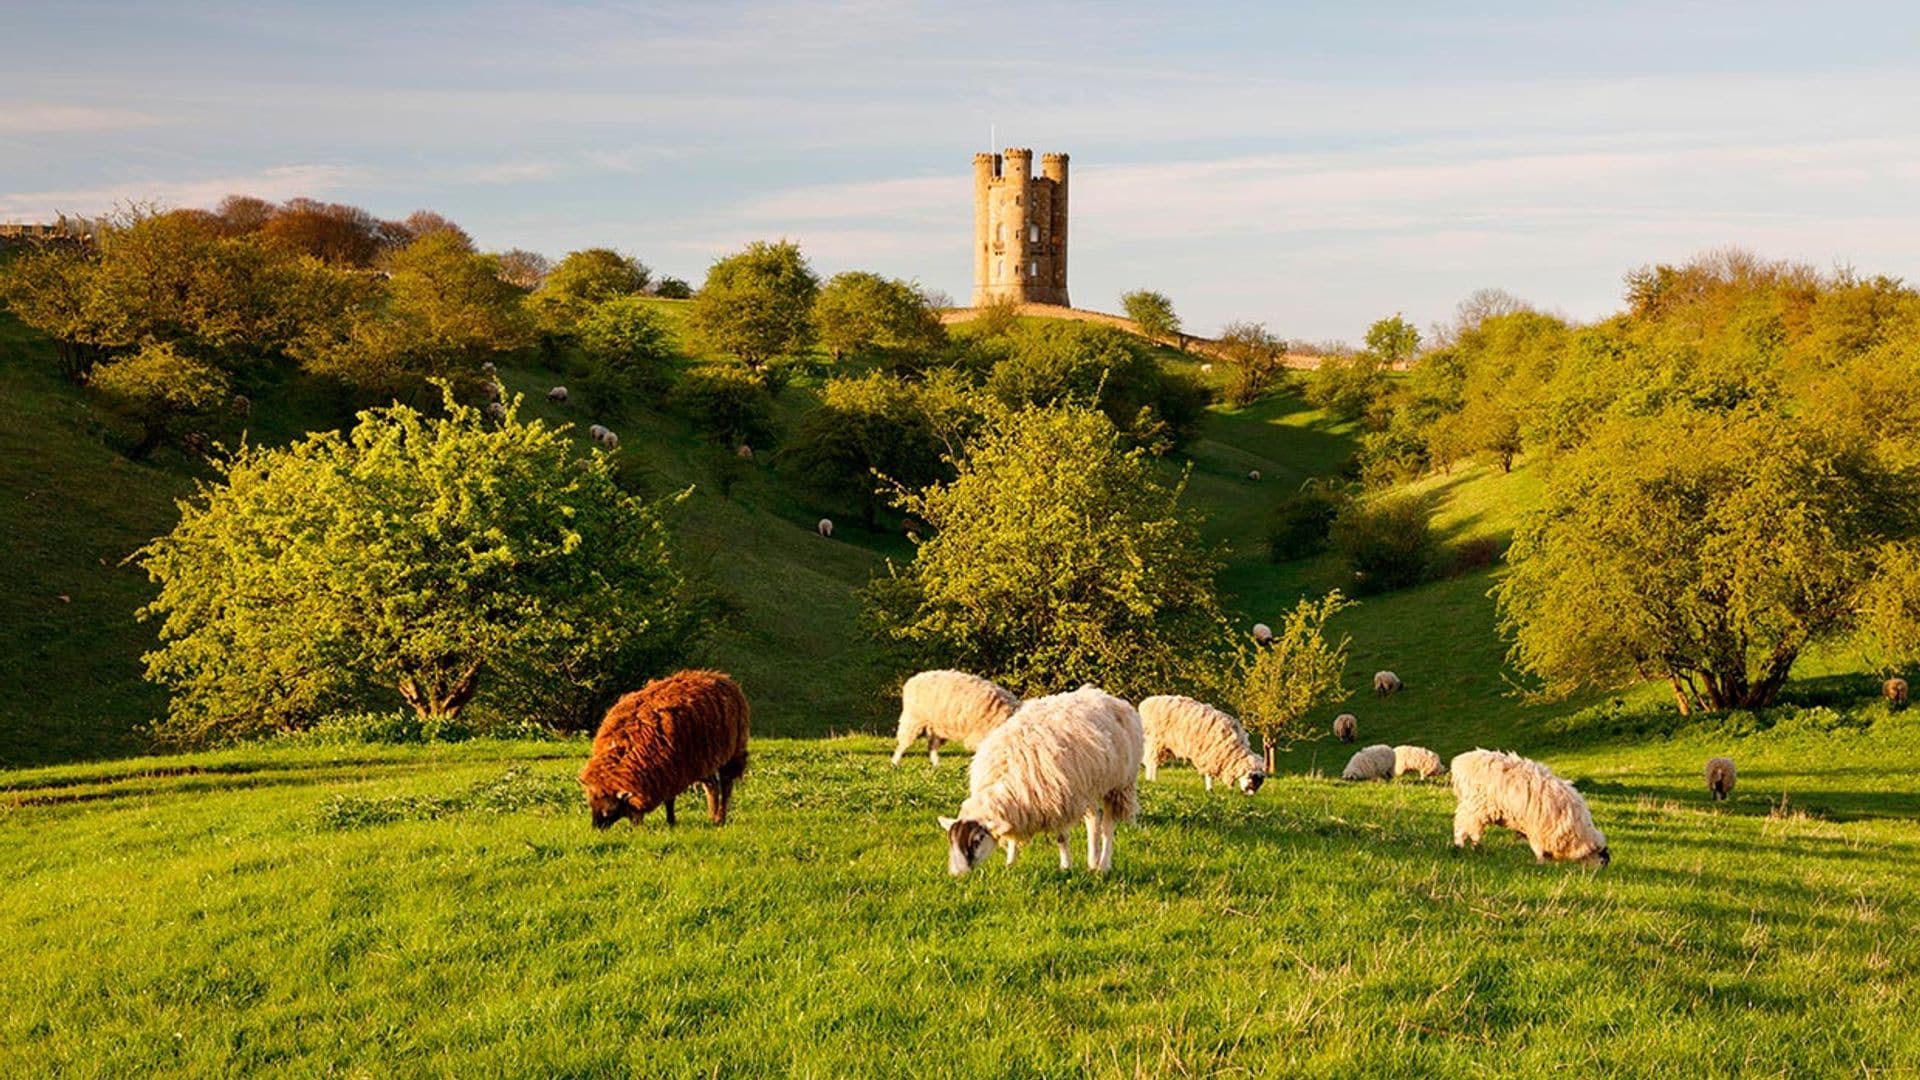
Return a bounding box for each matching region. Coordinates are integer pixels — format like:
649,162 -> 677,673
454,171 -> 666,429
1204,775 -> 1213,792
928,735 -> 944,767
1004,839 -> 1018,866
890,720 -> 919,766
1057,833 -> 1072,870
1100,813 -> 1118,872
1144,746 -> 1158,782
664,798 -> 676,827
703,777 -> 724,824
1085,809 -> 1102,870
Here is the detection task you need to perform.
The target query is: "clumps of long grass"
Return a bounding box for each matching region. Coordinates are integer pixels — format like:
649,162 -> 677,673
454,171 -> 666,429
275,711 -> 566,747
315,768 -> 575,829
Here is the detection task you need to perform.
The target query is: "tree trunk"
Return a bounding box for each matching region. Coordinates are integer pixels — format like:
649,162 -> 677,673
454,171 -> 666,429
1264,741 -> 1277,774
398,662 -> 482,720
1667,675 -> 1693,717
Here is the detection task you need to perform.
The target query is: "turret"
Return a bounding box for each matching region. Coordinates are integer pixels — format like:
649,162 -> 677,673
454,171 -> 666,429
971,146 -> 1069,308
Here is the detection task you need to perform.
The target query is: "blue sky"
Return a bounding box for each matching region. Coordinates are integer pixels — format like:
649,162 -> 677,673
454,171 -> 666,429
4,1 -> 1918,341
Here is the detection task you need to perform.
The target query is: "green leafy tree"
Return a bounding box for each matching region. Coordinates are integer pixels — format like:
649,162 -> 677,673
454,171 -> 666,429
1363,314 -> 1421,366
1227,592 -> 1353,768
986,320 -> 1206,450
863,403 -> 1226,697
1304,351 -> 1386,420
1213,321 -> 1287,406
135,389 -> 705,740
576,295 -> 677,392
653,277 -> 694,300
0,243 -> 105,378
87,343 -> 231,456
673,363 -> 777,447
1497,407 -> 1917,713
1330,495 -> 1438,595
690,240 -> 820,365
526,248 -> 650,334
1121,289 -> 1182,344
813,271 -> 946,360
785,370 -> 979,527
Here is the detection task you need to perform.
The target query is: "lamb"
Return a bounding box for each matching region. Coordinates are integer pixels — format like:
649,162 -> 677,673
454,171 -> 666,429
1449,749 -> 1609,867
579,669 -> 750,829
1393,744 -> 1446,779
817,518 -> 834,538
1138,694 -> 1265,794
548,385 -> 569,403
1341,744 -> 1395,781
1705,756 -> 1736,801
1333,713 -> 1357,743
1886,677 -> 1909,711
1374,670 -> 1402,696
1252,622 -> 1273,645
940,685 -> 1144,874
891,669 -> 1020,766
484,401 -> 506,420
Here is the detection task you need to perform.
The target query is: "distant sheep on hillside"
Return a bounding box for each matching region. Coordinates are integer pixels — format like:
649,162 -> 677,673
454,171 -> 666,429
1139,694 -> 1264,794
1248,469 -> 1261,482
1450,749 -> 1608,867
1374,671 -> 1402,696
484,401 -> 506,420
736,444 -> 754,459
1886,677 -> 1909,711
1393,745 -> 1445,779
940,685 -> 1143,874
817,518 -> 833,538
1252,623 -> 1273,645
1333,713 -> 1357,743
891,670 -> 1020,766
548,386 -> 569,403
231,393 -> 251,416
1705,756 -> 1736,801
587,424 -> 619,449
1341,744 -> 1395,781
579,670 -> 750,829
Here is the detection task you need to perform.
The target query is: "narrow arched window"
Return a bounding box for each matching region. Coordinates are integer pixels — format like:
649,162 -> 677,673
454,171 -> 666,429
1029,260 -> 1039,279
1028,223 -> 1039,243
996,223 -> 1004,244
996,258 -> 1004,279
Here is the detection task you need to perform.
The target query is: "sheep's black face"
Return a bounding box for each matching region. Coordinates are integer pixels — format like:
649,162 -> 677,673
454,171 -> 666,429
1240,773 -> 1265,795
587,792 -> 630,830
1595,846 -> 1611,868
940,817 -> 996,876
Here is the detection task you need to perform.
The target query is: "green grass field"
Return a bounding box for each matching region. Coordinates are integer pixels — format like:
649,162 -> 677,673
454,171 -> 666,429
4,309 -> 1918,1075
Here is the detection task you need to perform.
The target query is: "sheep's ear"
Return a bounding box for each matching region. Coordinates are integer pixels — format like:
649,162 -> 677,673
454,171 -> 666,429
937,816 -> 957,832
615,790 -> 634,802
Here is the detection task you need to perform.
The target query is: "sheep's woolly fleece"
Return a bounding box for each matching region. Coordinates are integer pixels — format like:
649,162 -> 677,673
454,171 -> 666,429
1373,671 -> 1402,694
892,670 -> 1020,765
1333,714 -> 1357,742
1139,695 -> 1263,787
1392,745 -> 1446,779
1449,749 -> 1608,866
957,686 -> 1144,844
1342,744 -> 1396,781
1705,756 -> 1736,800
579,669 -> 750,825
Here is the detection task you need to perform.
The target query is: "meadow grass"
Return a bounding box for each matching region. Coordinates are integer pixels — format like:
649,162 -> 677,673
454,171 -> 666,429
4,715 -> 1917,1077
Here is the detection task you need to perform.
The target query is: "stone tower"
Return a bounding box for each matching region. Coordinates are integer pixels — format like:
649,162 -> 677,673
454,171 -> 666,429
972,148 -> 1069,307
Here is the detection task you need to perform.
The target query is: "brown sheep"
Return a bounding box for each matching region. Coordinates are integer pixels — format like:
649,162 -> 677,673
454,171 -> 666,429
1886,677 -> 1909,711
579,670 -> 750,829
1333,713 -> 1357,743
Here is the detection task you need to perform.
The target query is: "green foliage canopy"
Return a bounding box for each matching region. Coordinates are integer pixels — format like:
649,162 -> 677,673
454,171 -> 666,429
1120,289 -> 1181,342
813,271 -> 946,360
690,240 -> 820,365
87,342 -> 232,456
1228,592 -> 1353,754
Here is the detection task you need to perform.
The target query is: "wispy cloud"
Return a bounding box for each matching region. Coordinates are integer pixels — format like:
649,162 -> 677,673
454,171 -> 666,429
0,164 -> 370,221
0,103 -> 171,134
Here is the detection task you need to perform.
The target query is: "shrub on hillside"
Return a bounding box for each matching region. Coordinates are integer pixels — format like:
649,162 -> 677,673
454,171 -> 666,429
689,240 -> 819,365
87,342 -> 231,457
1214,321 -> 1288,407
577,295 -> 676,396
813,271 -> 946,361
1225,592 -> 1353,767
1267,480 -> 1350,563
1329,495 -> 1438,595
673,363 -> 776,447
987,321 -> 1206,450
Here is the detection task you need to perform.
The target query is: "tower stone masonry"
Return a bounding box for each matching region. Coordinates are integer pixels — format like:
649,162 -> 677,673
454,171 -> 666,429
973,148 -> 1068,307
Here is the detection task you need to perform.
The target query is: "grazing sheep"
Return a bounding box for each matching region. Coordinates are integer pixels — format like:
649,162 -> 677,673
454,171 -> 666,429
1333,713 -> 1357,743
1248,469 -> 1262,482
548,385 -> 569,403
484,381 -> 503,403
940,685 -> 1144,874
1252,622 -> 1273,645
1393,745 -> 1446,779
892,670 -> 1020,766
1374,670 -> 1402,696
481,361 -> 497,375
1450,749 -> 1609,867
1341,744 -> 1395,781
1139,694 -> 1265,794
230,393 -> 251,416
817,518 -> 834,538
1200,363 -> 1213,374
1705,756 -> 1736,801
579,670 -> 750,829
484,401 -> 506,420
736,444 -> 754,459
1886,677 -> 1909,711
586,425 -> 619,449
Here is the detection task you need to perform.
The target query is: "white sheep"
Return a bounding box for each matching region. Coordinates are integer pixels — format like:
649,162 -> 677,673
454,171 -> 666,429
484,401 -> 507,420
482,361 -> 497,375
230,393 -> 251,416
891,669 -> 1020,766
817,518 -> 834,538
1138,694 -> 1264,794
1392,745 -> 1446,779
1341,744 -> 1395,781
1248,469 -> 1262,482
1333,713 -> 1357,743
1374,670 -> 1402,696
1252,622 -> 1273,645
1200,363 -> 1213,374
585,425 -> 619,449
1450,749 -> 1609,867
548,385 -> 569,403
1886,677 -> 1909,711
1705,756 -> 1736,801
940,685 -> 1143,874
589,423 -> 609,442
736,444 -> 754,460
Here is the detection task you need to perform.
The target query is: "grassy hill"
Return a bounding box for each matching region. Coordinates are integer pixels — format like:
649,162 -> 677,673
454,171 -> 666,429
5,305 -> 1918,1074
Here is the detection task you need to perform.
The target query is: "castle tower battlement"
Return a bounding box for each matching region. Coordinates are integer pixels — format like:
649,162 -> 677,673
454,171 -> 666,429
973,147 -> 1068,307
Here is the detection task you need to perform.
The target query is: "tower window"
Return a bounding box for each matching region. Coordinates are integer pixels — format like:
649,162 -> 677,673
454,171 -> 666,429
1029,223 -> 1039,243
996,223 -> 1004,244
996,258 -> 1004,279
1029,260 -> 1038,279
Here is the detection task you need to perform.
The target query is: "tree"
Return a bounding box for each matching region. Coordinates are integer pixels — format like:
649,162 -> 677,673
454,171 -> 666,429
495,249 -> 552,290
1496,407 -> 1917,713
87,343 -> 231,456
576,295 -> 677,393
862,403 -> 1227,698
1363,314 -> 1420,366
1228,592 -> 1353,769
813,271 -> 946,360
784,370 -> 979,527
257,198 -> 386,267
690,240 -> 820,365
672,364 -> 776,447
1330,495 -> 1438,595
1303,350 -> 1386,420
0,243 -> 104,378
653,277 -> 694,300
1213,321 -> 1287,406
985,320 -> 1207,450
1120,289 -> 1182,344
527,248 -> 651,334
134,389 -> 706,740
